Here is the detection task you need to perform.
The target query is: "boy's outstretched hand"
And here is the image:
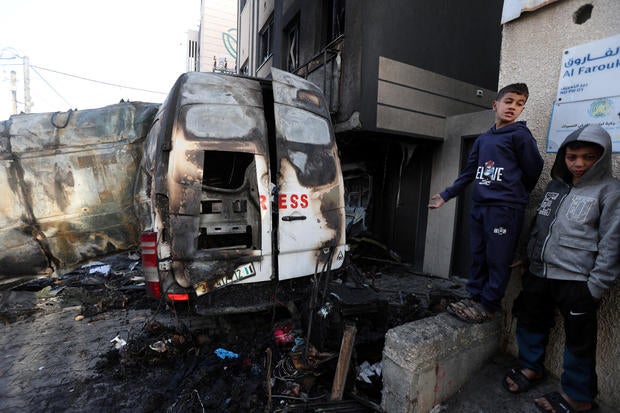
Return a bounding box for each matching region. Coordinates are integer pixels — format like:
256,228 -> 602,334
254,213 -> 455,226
428,194 -> 445,209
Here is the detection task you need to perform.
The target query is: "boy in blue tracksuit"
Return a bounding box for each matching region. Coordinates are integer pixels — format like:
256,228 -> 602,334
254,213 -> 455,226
428,83 -> 544,322
504,125 -> 620,412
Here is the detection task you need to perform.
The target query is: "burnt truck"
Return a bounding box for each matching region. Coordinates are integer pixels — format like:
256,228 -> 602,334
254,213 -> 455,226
0,68 -> 347,310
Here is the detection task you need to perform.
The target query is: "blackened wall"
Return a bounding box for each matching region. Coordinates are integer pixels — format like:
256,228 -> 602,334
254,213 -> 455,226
347,0 -> 503,134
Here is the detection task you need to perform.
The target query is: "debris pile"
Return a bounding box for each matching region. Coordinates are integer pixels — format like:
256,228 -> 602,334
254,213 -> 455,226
0,244 -> 469,411
4,251 -> 152,323
88,307 -> 381,412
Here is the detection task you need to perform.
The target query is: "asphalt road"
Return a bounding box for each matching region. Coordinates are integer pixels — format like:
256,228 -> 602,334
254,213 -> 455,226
0,304 -> 157,411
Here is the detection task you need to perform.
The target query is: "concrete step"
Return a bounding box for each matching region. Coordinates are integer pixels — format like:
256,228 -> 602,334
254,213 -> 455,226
381,312 -> 615,413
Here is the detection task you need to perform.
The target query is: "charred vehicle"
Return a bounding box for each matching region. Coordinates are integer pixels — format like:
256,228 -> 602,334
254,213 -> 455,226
0,102 -> 159,278
136,68 -> 347,308
0,69 -> 346,309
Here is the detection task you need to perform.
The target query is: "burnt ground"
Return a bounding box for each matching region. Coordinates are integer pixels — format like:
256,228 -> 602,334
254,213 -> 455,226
0,246 -> 468,412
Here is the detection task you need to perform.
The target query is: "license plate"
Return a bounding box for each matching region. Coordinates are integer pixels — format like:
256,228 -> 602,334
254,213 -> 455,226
233,262 -> 256,279
194,263 -> 256,296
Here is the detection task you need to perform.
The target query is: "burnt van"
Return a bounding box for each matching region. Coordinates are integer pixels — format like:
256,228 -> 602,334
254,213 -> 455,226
137,68 -> 347,310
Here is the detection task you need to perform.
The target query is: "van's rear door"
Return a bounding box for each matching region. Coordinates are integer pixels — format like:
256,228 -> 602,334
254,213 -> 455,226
161,73 -> 274,289
270,68 -> 346,280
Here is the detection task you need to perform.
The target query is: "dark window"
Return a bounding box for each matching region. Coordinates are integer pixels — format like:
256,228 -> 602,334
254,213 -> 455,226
325,0 -> 345,45
285,17 -> 299,72
259,15 -> 274,65
188,39 -> 199,72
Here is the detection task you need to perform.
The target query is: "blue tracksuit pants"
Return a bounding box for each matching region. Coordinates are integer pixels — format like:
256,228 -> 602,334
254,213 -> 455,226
467,204 -> 524,312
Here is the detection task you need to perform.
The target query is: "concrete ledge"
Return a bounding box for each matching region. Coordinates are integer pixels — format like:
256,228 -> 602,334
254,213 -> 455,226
381,313 -> 501,413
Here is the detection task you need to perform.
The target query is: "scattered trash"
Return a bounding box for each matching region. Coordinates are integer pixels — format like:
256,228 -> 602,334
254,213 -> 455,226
430,403 -> 448,413
317,301 -> 334,318
274,342 -> 333,381
0,249 -> 468,411
268,338 -> 340,408
149,340 -> 167,353
214,348 -> 239,359
83,262 -> 112,276
288,337 -> 304,353
273,321 -> 296,346
110,335 -> 127,349
356,360 -> 382,384
127,251 -> 141,261
48,286 -> 66,296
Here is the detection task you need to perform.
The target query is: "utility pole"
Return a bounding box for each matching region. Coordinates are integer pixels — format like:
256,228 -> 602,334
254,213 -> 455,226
23,56 -> 32,113
10,70 -> 17,115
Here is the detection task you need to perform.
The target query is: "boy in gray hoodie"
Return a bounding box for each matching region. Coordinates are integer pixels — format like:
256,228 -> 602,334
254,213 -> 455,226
503,124 -> 620,412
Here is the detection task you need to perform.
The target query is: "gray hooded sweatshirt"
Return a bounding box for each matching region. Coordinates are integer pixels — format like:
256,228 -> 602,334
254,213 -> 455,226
527,124 -> 620,299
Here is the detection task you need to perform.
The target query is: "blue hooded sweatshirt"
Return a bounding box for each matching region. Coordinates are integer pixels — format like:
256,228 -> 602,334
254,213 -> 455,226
440,121 -> 544,209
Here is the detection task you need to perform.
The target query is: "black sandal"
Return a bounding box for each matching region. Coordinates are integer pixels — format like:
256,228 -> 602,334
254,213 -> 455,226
534,391 -> 599,413
502,367 -> 546,394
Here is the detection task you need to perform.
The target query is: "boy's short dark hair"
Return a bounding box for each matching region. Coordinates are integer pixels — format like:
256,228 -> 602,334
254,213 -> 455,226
496,83 -> 529,101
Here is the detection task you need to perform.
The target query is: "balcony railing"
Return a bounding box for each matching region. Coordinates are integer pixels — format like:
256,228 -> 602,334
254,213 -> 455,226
293,35 -> 344,115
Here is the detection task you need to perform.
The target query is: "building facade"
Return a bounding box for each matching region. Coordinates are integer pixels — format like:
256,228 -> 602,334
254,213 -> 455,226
189,0 -> 238,74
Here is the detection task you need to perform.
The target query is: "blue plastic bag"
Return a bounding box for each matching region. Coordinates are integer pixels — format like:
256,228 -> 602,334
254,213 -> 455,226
215,348 -> 239,360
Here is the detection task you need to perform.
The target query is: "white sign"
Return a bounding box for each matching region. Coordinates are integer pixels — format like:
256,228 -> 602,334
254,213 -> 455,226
547,97 -> 620,153
556,34 -> 620,103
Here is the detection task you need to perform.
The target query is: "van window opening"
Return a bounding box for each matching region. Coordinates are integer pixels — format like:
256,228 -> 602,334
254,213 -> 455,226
198,150 -> 258,250
202,151 -> 254,190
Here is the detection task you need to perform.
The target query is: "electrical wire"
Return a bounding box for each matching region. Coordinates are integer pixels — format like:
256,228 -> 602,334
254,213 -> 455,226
1,59 -> 168,114
31,64 -> 167,95
31,66 -> 72,107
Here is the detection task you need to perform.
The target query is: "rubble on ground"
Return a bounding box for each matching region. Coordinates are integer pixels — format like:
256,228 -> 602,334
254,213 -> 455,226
0,239 -> 468,412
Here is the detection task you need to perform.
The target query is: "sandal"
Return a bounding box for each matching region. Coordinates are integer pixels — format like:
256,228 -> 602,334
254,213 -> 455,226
446,299 -> 494,323
534,391 -> 599,413
502,367 -> 546,394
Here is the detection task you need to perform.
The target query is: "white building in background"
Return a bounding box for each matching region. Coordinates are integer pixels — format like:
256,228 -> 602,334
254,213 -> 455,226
187,0 -> 238,73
